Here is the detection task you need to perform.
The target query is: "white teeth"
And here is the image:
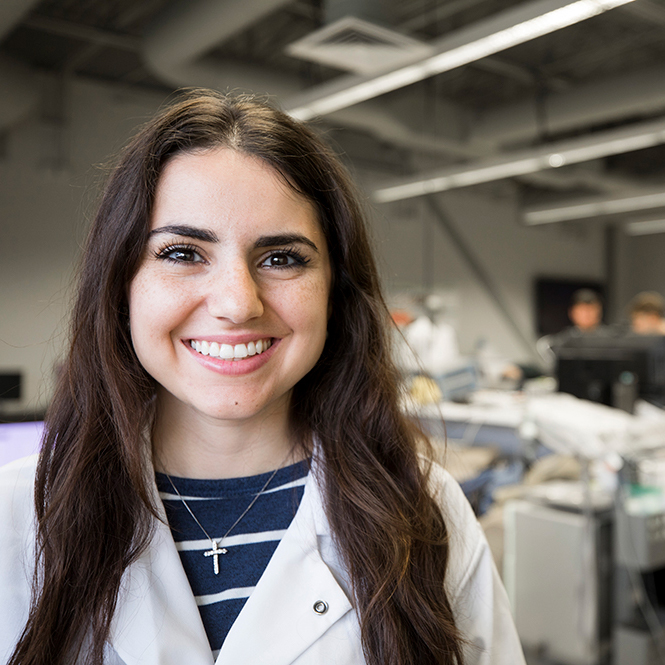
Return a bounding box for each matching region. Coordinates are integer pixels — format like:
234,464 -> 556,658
219,343 -> 234,359
191,338 -> 271,360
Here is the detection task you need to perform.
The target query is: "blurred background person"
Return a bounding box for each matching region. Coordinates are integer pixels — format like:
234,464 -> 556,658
566,288 -> 604,335
537,289 -> 608,371
629,291 -> 665,335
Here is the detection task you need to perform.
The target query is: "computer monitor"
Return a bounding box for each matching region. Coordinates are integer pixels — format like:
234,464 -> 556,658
0,373 -> 21,401
554,334 -> 665,412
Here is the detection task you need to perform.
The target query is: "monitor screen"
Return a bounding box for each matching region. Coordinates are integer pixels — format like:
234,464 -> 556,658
0,373 -> 21,400
0,421 -> 43,467
554,334 -> 665,411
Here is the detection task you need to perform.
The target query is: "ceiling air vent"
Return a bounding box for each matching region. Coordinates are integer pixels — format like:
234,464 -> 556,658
285,17 -> 432,76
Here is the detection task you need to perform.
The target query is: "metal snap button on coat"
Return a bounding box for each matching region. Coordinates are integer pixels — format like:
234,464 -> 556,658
313,600 -> 329,615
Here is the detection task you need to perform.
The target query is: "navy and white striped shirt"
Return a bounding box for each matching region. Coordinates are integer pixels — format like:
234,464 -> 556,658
156,460 -> 309,657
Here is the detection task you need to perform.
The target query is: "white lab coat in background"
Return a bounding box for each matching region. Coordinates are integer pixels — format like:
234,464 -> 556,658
0,454 -> 525,665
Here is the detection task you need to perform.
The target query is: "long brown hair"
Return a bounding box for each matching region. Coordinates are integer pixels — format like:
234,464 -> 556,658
10,90 -> 465,665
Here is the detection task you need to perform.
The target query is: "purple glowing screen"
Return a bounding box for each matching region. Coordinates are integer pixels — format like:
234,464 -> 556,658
0,421 -> 43,468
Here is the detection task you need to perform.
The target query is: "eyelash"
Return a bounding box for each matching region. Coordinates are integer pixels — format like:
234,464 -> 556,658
264,246 -> 311,269
152,243 -> 311,269
153,243 -> 203,264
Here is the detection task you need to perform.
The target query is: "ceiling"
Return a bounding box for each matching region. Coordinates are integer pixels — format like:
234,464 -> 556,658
2,0 -> 665,221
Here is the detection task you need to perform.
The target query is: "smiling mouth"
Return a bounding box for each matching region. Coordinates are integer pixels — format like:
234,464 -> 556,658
189,338 -> 273,361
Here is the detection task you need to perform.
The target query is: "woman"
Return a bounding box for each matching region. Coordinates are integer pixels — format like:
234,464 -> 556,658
0,91 -> 524,665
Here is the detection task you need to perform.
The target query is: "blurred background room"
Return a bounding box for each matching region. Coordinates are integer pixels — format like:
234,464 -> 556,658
2,0 -> 665,663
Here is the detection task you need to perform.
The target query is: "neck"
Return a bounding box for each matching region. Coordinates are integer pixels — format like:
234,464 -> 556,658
151,392 -> 301,479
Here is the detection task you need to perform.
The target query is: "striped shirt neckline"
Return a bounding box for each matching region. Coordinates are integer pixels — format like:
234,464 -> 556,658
156,459 -> 310,657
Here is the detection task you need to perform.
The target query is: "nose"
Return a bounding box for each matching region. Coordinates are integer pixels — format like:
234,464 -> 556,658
205,262 -> 264,324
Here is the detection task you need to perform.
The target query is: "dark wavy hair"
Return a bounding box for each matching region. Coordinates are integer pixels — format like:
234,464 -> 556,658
10,90 -> 465,665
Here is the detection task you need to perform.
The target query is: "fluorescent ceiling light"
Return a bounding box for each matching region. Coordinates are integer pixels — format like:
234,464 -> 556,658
373,116 -> 665,204
625,219 -> 665,235
287,0 -> 635,120
525,192 -> 665,225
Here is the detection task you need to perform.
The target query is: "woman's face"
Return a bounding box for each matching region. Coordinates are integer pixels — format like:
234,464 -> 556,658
128,147 -> 331,425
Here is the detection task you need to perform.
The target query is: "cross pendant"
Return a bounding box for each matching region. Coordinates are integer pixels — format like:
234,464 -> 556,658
204,541 -> 228,575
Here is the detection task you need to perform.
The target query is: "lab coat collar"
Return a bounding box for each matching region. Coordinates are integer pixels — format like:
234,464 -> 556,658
109,451 -> 353,665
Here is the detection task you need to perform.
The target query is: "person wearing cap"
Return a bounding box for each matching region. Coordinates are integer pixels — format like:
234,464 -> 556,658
536,289 -> 609,370
629,291 -> 665,335
567,288 -> 604,334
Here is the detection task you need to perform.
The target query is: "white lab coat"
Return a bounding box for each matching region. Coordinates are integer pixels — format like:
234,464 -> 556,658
0,454 -> 525,665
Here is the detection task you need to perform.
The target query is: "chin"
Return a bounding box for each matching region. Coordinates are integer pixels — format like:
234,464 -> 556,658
192,393 -> 288,423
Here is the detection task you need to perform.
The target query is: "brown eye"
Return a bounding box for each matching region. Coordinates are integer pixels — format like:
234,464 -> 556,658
171,249 -> 195,261
260,248 -> 309,269
268,253 -> 291,266
156,244 -> 204,263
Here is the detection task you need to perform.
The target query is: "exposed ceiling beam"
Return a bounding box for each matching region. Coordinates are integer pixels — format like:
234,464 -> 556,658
470,55 -> 571,92
22,15 -> 140,51
398,0 -> 487,32
285,0 -> 636,120
623,0 -> 665,26
471,63 -> 665,147
0,0 -> 42,42
373,115 -> 665,203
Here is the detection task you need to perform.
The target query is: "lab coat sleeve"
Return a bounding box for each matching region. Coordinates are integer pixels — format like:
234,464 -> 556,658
0,456 -> 131,665
0,455 -> 39,665
428,462 -> 526,665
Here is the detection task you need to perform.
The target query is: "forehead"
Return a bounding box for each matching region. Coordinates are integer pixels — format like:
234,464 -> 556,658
151,148 -> 320,236
572,301 -> 599,309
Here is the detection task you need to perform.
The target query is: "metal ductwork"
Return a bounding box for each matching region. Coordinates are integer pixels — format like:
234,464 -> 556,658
141,0 -> 466,159
0,0 -> 42,129
143,0 -> 300,97
141,0 -> 664,173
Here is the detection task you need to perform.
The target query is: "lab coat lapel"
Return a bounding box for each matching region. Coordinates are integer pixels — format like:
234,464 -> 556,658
217,467 -> 353,665
109,505 -> 214,665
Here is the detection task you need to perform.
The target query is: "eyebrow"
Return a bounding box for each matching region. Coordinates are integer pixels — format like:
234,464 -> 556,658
149,225 -> 218,243
255,234 -> 319,253
149,226 -> 319,253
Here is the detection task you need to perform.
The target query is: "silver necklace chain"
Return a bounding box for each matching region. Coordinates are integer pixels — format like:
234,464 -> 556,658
162,452 -> 290,575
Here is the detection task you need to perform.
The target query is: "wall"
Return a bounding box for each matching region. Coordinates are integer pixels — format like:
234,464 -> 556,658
618,231 -> 665,315
373,185 -> 607,364
0,76 -> 167,415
